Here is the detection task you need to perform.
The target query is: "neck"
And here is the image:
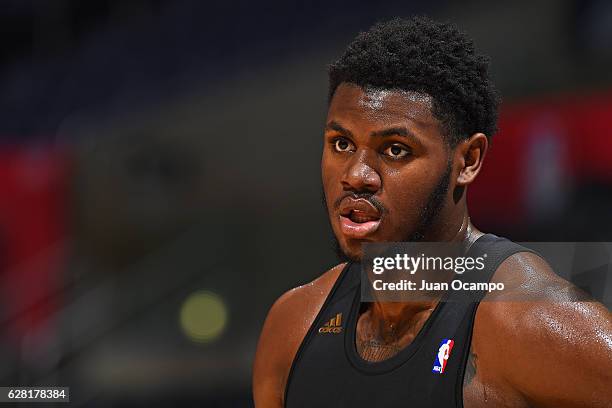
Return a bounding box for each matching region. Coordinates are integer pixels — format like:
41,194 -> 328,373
422,193 -> 483,243
363,210 -> 482,347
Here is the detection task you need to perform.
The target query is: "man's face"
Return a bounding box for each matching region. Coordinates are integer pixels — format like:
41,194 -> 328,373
322,83 -> 453,261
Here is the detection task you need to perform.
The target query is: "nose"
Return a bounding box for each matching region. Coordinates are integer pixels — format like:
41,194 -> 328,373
341,150 -> 381,193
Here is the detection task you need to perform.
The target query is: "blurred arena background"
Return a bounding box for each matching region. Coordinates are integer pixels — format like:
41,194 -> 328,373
0,0 -> 611,406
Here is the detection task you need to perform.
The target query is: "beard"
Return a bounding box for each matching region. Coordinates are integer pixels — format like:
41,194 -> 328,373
405,159 -> 452,242
323,160 -> 452,262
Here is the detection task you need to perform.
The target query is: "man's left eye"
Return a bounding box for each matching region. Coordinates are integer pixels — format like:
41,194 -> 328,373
383,144 -> 411,158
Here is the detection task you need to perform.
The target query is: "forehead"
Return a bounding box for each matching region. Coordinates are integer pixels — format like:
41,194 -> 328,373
327,83 -> 439,132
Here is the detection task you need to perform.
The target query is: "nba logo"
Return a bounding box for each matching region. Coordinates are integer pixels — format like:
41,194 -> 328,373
432,339 -> 454,374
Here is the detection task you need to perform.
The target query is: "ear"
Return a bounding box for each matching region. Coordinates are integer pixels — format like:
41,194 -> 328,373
455,133 -> 488,186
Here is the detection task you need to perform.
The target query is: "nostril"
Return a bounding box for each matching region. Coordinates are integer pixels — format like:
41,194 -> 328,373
342,163 -> 382,192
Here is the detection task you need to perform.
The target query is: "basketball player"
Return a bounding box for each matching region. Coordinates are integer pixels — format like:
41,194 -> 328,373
253,17 -> 612,407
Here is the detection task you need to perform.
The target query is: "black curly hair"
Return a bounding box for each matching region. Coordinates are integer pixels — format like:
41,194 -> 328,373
328,16 -> 500,146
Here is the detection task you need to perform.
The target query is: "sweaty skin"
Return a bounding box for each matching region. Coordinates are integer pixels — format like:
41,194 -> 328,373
253,83 -> 612,407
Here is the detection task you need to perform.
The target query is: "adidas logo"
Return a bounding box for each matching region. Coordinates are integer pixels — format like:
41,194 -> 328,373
318,313 -> 343,334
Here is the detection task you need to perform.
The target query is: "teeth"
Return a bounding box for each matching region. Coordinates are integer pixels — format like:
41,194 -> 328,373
349,210 -> 377,223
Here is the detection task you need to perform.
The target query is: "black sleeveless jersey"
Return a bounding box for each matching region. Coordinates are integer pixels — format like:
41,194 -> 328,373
285,234 -> 534,407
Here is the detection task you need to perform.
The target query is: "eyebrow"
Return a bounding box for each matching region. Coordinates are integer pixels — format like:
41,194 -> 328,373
326,121 -> 422,145
325,121 -> 354,138
371,126 -> 416,139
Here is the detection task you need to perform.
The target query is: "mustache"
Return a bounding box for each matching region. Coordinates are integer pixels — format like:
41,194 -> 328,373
332,192 -> 386,215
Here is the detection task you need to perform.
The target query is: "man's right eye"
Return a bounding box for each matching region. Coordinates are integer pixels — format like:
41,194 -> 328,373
332,138 -> 354,153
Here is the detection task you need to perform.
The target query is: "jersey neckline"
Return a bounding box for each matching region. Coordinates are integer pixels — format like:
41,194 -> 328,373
344,275 -> 449,374
343,234 -> 496,375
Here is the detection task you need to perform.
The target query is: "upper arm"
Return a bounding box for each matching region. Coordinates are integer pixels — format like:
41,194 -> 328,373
502,300 -> 612,407
476,252 -> 612,407
252,290 -> 299,408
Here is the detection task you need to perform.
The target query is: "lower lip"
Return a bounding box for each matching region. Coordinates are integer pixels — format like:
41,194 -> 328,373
339,215 -> 381,239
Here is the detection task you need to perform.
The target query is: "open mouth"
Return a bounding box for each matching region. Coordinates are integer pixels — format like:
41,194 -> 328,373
338,198 -> 382,239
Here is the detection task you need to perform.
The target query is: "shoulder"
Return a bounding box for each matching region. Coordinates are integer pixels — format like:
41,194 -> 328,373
473,250 -> 612,407
252,262 -> 347,407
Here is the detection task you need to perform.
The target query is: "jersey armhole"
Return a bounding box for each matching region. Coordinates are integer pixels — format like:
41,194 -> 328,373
282,262 -> 353,407
454,237 -> 540,408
